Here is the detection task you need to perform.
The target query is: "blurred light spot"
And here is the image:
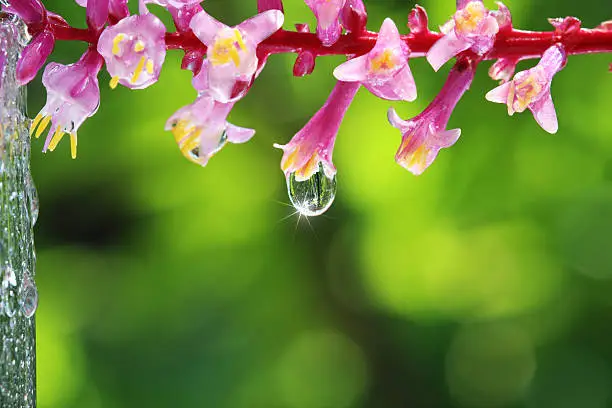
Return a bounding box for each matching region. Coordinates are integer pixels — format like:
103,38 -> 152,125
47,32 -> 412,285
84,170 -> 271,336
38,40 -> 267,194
446,323 -> 536,408
275,330 -> 368,408
556,188 -> 612,280
361,221 -> 563,320
526,348 -> 611,408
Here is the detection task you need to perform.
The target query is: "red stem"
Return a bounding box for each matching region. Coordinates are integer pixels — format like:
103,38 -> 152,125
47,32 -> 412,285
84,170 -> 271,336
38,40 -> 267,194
39,20 -> 612,62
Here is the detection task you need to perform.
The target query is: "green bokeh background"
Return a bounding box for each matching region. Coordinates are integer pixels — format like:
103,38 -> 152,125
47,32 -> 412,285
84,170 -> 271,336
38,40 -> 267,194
26,0 -> 612,407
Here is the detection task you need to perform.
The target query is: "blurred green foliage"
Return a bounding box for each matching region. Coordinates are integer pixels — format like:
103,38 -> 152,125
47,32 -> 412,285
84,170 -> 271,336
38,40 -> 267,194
26,0 -> 612,407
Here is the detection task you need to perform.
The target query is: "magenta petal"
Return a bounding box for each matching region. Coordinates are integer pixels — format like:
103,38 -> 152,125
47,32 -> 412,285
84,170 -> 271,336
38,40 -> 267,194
387,108 -> 410,133
430,126 -> 461,148
340,0 -> 367,34
16,31 -> 55,85
293,51 -> 316,77
426,31 -> 471,71
333,54 -> 368,82
529,92 -> 558,134
190,11 -> 227,46
237,10 -> 284,44
408,5 -> 429,34
257,0 -> 284,12
109,0 -> 129,19
226,124 -> 256,143
87,0 -> 109,31
7,0 -> 44,24
169,3 -> 203,32
485,81 -> 511,103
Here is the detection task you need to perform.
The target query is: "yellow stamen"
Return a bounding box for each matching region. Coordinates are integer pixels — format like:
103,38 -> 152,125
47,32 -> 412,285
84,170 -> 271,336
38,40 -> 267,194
295,154 -> 319,180
133,40 -> 145,52
35,115 -> 51,139
281,147 -> 300,173
110,76 -> 120,89
455,1 -> 485,34
30,113 -> 43,137
407,144 -> 429,171
209,29 -> 246,67
70,133 -> 77,159
508,72 -> 543,114
370,49 -> 397,73
48,126 -> 64,152
112,34 -> 126,56
146,59 -> 154,75
131,56 -> 146,84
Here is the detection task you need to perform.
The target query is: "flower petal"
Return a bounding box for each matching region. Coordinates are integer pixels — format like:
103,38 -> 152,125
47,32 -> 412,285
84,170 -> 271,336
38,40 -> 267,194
529,91 -> 558,134
485,81 -> 511,103
426,31 -> 471,71
16,30 -> 55,85
189,11 -> 227,46
226,123 -> 256,143
238,10 -> 284,44
333,54 -> 368,82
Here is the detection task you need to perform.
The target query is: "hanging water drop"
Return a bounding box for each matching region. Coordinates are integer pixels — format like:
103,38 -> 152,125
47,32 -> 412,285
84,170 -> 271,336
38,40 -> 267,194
19,274 -> 37,318
26,174 -> 38,225
287,162 -> 337,217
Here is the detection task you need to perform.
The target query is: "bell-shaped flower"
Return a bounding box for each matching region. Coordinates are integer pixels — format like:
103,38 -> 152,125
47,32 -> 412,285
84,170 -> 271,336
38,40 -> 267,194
388,60 -> 476,174
333,18 -> 416,101
427,0 -> 508,71
97,13 -> 166,89
166,94 -> 255,166
485,44 -> 566,134
189,9 -> 284,103
305,0 -> 367,47
274,81 -> 360,181
29,49 -> 103,159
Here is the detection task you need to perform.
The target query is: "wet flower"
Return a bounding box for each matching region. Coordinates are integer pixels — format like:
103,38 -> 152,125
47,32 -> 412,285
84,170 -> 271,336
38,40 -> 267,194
305,0 -> 367,46
274,81 -> 360,181
388,60 -> 476,174
29,49 -> 103,159
333,18 -> 417,101
485,44 -> 566,134
97,13 -> 166,89
189,9 -> 284,103
16,30 -> 54,85
166,94 -> 255,166
427,0 -> 508,71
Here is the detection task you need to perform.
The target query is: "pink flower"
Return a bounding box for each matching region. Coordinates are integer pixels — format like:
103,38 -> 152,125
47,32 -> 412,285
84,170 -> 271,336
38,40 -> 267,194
388,60 -> 476,175
427,0 -> 509,71
485,44 -> 566,134
189,9 -> 284,103
488,57 -> 519,83
97,13 -> 166,90
165,95 -> 255,166
29,49 -> 103,159
75,0 -> 129,22
333,18 -> 417,101
305,0 -> 367,46
16,30 -> 55,85
274,81 -> 360,181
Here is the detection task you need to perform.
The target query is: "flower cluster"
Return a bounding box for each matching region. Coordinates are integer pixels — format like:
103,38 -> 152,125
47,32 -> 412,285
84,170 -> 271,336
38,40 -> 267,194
6,0 -> 612,216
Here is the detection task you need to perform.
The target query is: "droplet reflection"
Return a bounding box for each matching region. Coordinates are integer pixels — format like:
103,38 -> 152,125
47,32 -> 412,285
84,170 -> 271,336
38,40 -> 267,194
287,163 -> 337,217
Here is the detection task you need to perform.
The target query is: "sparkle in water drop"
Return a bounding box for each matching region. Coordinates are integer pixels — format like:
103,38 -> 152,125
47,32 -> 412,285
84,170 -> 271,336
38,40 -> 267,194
19,274 -> 37,318
287,162 -> 337,217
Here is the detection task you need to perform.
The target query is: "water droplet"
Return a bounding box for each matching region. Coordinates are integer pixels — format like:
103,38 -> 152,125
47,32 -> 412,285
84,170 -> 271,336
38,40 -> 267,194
19,274 -> 37,318
26,174 -> 38,225
186,131 -> 227,163
287,163 -> 337,217
2,265 -> 16,288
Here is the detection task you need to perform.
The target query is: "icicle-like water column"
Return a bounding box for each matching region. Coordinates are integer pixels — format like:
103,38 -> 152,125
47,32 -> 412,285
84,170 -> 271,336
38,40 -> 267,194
0,12 -> 38,408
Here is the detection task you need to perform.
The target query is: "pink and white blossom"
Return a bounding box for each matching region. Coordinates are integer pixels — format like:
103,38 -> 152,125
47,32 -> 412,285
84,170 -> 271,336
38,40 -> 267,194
30,49 -> 103,158
274,81 -> 359,181
333,18 -> 417,101
189,9 -> 284,103
486,44 -> 566,134
166,94 -> 255,166
97,13 -> 167,89
426,0 -> 509,71
388,60 -> 475,174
